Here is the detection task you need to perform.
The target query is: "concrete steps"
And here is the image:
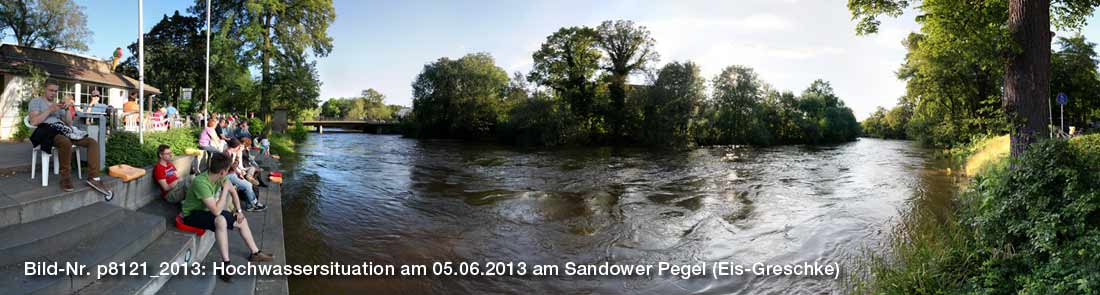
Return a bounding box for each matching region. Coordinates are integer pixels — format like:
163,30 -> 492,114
0,172 -> 124,228
202,238 -> 258,295
75,231 -> 196,295
0,154 -> 276,295
0,202 -> 125,266
0,208 -> 164,295
76,198 -> 218,295
154,270 -> 216,295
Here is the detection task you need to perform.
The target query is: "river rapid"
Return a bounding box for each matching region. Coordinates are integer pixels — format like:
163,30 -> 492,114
280,134 -> 957,294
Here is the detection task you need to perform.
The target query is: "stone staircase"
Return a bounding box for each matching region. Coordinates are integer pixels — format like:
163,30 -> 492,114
0,155 -> 274,295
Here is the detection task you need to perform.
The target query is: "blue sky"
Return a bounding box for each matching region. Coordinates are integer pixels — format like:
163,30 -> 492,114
8,0 -> 1100,119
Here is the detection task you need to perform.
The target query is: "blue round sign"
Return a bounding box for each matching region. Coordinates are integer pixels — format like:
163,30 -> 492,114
1057,93 -> 1068,105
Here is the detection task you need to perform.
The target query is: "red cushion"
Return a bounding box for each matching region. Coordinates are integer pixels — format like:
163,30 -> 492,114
175,214 -> 206,236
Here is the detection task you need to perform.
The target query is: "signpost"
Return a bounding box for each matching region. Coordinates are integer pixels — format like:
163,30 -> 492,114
1057,92 -> 1067,134
182,88 -> 193,101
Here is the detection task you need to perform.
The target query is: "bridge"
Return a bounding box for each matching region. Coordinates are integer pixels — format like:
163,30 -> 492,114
301,120 -> 401,134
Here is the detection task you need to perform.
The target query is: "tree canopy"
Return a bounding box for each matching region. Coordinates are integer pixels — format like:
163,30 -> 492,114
0,0 -> 92,51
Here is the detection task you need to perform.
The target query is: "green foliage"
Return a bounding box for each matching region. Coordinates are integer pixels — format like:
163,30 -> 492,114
695,77 -> 860,145
116,11 -> 204,112
640,61 -> 704,148
854,139 -> 1100,294
596,20 -> 659,141
851,0 -> 1100,148
320,88 -> 394,121
105,128 -> 199,167
967,140 -> 1100,293
12,99 -> 32,141
1051,34 -> 1100,130
0,0 -> 91,51
410,53 -> 510,139
860,100 -> 912,139
268,133 -> 297,158
270,49 -> 323,120
498,93 -> 584,147
12,64 -> 50,141
410,24 -> 862,147
287,120 -> 308,143
248,116 -> 266,135
529,26 -> 603,118
192,0 -> 335,119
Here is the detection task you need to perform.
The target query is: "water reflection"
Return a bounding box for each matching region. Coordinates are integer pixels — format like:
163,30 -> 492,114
281,134 -> 956,294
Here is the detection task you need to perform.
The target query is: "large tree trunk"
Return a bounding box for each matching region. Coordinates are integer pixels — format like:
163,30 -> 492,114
1004,0 -> 1052,157
609,74 -> 626,144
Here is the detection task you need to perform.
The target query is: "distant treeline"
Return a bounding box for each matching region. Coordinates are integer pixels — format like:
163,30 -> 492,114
320,89 -> 403,121
405,20 -> 860,147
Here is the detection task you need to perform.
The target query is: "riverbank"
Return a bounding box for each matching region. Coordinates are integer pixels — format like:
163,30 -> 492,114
850,134 -> 1100,294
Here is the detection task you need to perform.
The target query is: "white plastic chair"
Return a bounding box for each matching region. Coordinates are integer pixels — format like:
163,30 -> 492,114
123,113 -> 140,132
25,116 -> 82,187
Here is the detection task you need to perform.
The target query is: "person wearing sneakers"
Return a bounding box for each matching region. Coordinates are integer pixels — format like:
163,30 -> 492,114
180,152 -> 273,282
224,139 -> 266,211
27,83 -> 112,196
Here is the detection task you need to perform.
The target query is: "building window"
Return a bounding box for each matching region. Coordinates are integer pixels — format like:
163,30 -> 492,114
80,84 -> 107,105
55,80 -> 76,102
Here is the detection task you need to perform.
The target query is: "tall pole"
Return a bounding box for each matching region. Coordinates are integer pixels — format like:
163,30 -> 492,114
1060,104 -> 1065,134
1048,93 -> 1054,138
205,0 -> 210,123
138,0 -> 145,144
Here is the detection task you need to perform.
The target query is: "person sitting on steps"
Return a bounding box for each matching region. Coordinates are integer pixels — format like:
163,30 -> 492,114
224,139 -> 266,211
153,144 -> 184,202
180,152 -> 273,282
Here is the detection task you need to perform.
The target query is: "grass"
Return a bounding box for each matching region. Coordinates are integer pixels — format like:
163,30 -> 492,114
962,135 -> 1009,177
268,133 -> 299,159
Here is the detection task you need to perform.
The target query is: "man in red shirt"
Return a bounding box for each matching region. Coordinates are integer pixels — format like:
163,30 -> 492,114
153,144 -> 182,202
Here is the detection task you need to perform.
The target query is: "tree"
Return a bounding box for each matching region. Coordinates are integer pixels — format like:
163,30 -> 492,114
595,20 -> 659,142
712,65 -> 767,143
411,53 -> 510,138
269,48 -> 321,121
192,0 -> 335,123
117,11 -> 204,111
642,61 -> 704,147
799,80 -> 860,143
1051,34 -> 1100,130
529,26 -> 602,117
0,0 -> 91,51
849,0 -> 1100,156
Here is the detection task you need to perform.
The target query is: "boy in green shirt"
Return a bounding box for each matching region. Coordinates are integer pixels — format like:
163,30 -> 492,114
180,152 -> 273,282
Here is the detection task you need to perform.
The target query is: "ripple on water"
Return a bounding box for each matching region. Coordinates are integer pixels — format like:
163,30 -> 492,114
283,135 -> 957,295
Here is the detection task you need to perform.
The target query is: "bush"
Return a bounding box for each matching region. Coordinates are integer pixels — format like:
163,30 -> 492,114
968,140 -> 1100,293
12,99 -> 31,141
105,128 -> 199,167
287,120 -> 308,143
248,117 -> 266,135
854,139 -> 1100,294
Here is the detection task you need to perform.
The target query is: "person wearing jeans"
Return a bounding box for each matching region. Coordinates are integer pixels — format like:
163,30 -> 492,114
224,139 -> 265,211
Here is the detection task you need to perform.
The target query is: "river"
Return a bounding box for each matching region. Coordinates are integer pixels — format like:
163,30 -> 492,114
279,134 -> 958,294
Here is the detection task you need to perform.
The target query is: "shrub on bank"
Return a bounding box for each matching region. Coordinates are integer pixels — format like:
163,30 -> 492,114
852,139 -> 1100,294
105,128 -> 199,167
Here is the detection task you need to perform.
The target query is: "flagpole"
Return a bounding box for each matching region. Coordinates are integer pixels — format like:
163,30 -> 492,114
205,0 -> 210,123
138,0 -> 145,144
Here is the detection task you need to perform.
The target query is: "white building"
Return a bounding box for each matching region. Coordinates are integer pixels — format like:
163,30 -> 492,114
0,43 -> 160,139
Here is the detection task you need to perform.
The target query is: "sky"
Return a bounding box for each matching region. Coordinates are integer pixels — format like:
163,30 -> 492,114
9,0 -> 1100,120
